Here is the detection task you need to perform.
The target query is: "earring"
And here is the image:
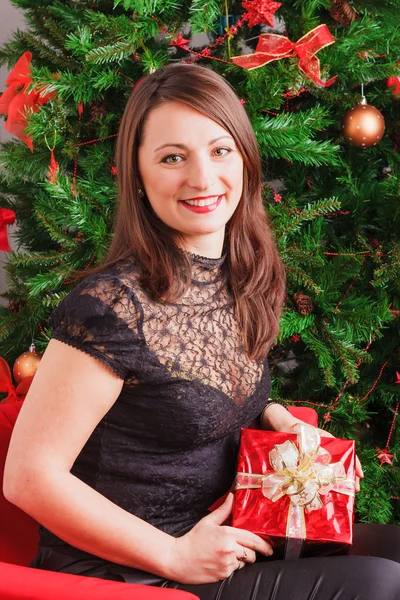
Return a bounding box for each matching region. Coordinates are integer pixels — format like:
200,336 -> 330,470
138,188 -> 144,198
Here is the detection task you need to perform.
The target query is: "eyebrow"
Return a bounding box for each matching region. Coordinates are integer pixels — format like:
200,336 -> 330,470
153,135 -> 235,153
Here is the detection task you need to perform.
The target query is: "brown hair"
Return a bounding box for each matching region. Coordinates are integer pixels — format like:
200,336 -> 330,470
84,63 -> 286,360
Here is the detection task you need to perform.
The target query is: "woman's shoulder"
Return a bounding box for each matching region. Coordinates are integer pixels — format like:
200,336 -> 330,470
67,256 -> 141,299
49,257 -> 143,327
49,258 -> 144,379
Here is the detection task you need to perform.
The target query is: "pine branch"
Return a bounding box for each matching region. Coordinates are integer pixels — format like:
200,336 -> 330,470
298,329 -> 336,386
113,0 -> 184,17
0,307 -> 21,344
272,197 -> 342,239
20,31 -> 74,68
254,109 -> 341,166
278,310 -> 316,339
10,251 -> 66,269
86,40 -> 139,64
284,264 -> 323,294
26,259 -> 85,297
189,0 -> 220,34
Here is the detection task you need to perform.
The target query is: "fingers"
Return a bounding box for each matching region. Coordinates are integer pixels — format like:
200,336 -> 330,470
236,544 -> 257,564
224,526 -> 273,556
317,430 -> 364,487
317,428 -> 334,438
234,548 -> 256,573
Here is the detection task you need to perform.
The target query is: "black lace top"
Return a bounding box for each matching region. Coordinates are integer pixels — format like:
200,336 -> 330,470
38,254 -> 271,559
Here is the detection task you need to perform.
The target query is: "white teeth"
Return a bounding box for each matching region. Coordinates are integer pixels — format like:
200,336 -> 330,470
183,196 -> 220,207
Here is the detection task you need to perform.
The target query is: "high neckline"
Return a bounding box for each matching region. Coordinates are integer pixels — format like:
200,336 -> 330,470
190,253 -> 226,270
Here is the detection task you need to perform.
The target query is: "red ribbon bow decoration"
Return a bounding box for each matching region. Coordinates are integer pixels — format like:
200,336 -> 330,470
0,208 -> 16,252
232,24 -> 337,88
0,51 -> 56,152
0,357 -> 33,404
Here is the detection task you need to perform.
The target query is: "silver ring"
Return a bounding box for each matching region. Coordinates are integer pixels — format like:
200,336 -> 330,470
239,546 -> 248,561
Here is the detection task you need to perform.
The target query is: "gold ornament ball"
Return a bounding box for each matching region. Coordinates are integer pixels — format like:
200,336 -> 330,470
341,101 -> 385,148
13,349 -> 42,383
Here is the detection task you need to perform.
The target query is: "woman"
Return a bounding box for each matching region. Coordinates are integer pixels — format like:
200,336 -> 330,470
4,64 -> 400,599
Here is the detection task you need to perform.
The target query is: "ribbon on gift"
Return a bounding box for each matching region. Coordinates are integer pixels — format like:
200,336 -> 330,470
235,423 -> 355,559
232,24 -> 337,88
0,357 -> 33,404
0,208 -> 16,252
0,51 -> 56,151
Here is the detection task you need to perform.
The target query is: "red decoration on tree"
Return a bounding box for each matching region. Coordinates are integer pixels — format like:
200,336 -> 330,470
47,150 -> 59,184
395,372 -> 400,384
0,208 -> 16,252
274,193 -> 282,202
0,356 -> 33,403
168,33 -> 190,49
388,78 -> 400,97
376,448 -> 394,466
232,25 -> 337,88
387,61 -> 400,98
0,51 -> 56,151
241,0 -> 282,28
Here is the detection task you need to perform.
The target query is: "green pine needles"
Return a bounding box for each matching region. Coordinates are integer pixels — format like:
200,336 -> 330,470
0,0 -> 399,525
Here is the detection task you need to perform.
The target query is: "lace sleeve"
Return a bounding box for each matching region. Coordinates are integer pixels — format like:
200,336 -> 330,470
49,271 -> 143,379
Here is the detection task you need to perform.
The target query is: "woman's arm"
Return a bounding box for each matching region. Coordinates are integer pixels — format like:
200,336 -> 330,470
3,339 -> 177,577
4,339 -> 273,584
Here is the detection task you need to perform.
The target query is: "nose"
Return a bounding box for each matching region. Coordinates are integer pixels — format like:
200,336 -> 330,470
187,153 -> 215,191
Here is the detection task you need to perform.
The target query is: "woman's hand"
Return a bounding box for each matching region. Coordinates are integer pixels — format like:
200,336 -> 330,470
261,404 -> 364,492
170,493 -> 272,584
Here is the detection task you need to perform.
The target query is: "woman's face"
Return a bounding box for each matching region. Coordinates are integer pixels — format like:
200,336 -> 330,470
137,100 -> 243,255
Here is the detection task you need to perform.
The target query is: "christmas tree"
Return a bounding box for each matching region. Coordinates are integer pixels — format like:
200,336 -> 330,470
0,0 -> 399,525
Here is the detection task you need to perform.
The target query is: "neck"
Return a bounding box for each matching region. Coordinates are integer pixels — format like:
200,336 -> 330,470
182,229 -> 225,259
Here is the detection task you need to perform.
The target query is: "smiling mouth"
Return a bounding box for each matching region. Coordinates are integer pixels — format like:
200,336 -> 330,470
180,195 -> 223,207
179,195 -> 224,213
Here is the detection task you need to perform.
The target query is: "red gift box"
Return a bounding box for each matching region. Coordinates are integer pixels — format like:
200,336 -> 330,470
232,425 -> 356,559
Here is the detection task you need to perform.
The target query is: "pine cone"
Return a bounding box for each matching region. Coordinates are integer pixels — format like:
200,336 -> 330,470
7,300 -> 25,313
329,0 -> 358,28
293,292 -> 313,315
89,100 -> 108,120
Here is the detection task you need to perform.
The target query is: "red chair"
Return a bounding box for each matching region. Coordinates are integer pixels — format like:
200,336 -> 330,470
0,401 -> 316,600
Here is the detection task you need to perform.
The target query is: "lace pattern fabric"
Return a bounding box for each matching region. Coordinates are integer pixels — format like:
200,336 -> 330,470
115,256 -> 265,405
41,254 -> 271,557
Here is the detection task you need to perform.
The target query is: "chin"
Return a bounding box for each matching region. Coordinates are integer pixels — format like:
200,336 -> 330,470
185,226 -> 225,236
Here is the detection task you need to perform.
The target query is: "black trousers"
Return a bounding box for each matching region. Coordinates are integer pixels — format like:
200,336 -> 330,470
32,524 -> 400,600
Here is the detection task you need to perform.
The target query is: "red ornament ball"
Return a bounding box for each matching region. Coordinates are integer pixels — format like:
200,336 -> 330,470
341,100 -> 385,148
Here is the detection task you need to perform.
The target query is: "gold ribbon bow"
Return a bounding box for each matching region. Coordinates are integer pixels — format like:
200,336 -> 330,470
236,424 -> 355,559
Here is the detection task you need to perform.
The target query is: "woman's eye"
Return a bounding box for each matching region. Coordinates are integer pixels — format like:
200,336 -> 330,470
213,147 -> 232,156
161,154 -> 183,164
